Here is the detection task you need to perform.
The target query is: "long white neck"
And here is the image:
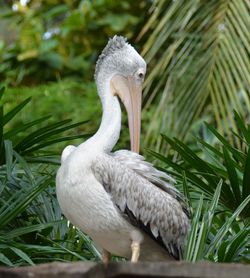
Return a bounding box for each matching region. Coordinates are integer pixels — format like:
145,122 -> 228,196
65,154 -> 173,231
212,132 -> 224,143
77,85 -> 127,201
81,78 -> 121,153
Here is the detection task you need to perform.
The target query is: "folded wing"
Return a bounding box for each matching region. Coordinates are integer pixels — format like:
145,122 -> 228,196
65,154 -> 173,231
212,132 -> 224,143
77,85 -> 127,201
92,151 -> 190,259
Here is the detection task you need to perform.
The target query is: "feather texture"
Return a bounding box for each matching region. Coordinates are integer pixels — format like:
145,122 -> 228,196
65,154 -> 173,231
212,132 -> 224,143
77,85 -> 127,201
92,151 -> 190,259
95,36 -> 128,79
113,150 -> 190,218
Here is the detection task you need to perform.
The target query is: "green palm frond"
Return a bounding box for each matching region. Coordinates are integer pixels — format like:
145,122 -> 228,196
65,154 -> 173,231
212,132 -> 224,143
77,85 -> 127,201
140,0 -> 250,152
148,111 -> 250,217
0,140 -> 100,266
0,87 -> 91,165
148,111 -> 250,262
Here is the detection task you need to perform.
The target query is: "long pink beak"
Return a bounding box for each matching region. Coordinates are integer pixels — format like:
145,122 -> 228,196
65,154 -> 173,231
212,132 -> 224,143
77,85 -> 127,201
110,75 -> 142,153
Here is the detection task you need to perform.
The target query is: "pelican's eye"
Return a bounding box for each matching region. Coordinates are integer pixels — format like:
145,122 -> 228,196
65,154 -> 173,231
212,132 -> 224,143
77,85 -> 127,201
136,69 -> 145,82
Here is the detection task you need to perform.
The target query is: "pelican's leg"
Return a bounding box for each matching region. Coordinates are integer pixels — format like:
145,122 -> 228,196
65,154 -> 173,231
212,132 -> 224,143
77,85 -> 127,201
102,249 -> 111,265
131,241 -> 140,263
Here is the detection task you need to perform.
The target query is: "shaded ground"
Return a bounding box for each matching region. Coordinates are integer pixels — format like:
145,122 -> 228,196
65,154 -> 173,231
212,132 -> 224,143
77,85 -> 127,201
1,261 -> 250,278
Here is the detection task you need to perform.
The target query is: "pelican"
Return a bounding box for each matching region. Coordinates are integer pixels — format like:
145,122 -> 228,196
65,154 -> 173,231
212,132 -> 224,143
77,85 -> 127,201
56,36 -> 190,263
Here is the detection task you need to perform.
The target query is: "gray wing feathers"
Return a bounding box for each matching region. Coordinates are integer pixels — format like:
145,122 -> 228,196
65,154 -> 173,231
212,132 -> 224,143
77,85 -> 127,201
92,153 -> 190,259
112,150 -> 177,193
112,150 -> 190,214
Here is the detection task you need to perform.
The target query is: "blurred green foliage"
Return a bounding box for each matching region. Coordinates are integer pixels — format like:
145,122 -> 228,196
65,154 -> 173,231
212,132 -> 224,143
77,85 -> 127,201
3,80 -> 100,132
3,80 -> 154,152
140,0 -> 250,152
0,0 -> 149,86
0,87 -> 91,164
0,0 -> 150,151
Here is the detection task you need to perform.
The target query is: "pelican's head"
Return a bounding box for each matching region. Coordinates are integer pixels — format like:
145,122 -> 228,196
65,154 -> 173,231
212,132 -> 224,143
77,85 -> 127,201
95,36 -> 146,153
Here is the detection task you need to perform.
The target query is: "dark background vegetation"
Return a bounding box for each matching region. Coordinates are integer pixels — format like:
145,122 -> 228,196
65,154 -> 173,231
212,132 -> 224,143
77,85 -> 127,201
0,0 -> 249,266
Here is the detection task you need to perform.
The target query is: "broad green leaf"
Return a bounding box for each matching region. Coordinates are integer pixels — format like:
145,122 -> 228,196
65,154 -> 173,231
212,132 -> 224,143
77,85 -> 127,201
0,220 -> 65,240
223,228 -> 250,262
10,247 -> 35,266
16,120 -> 88,152
147,148 -> 211,196
3,115 -> 51,139
205,123 -> 245,164
25,156 -> 60,165
217,240 -> 229,262
0,253 -> 13,266
242,147 -> 250,199
3,97 -> 31,126
193,181 -> 222,261
206,194 -> 250,256
185,194 -> 203,261
161,135 -> 235,206
196,137 -> 223,159
4,140 -> 13,179
174,137 -> 220,186
13,150 -> 34,181
77,230 -> 102,260
197,137 -> 243,173
182,171 -> 191,209
15,119 -> 72,151
233,111 -> 250,143
207,181 -> 223,226
0,177 -> 52,228
223,147 -> 241,204
37,233 -> 86,261
12,242 -> 67,254
23,133 -> 91,154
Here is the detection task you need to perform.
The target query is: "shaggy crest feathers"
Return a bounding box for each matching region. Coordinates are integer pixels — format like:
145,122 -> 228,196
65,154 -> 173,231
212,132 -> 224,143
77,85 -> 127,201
95,35 -> 128,79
